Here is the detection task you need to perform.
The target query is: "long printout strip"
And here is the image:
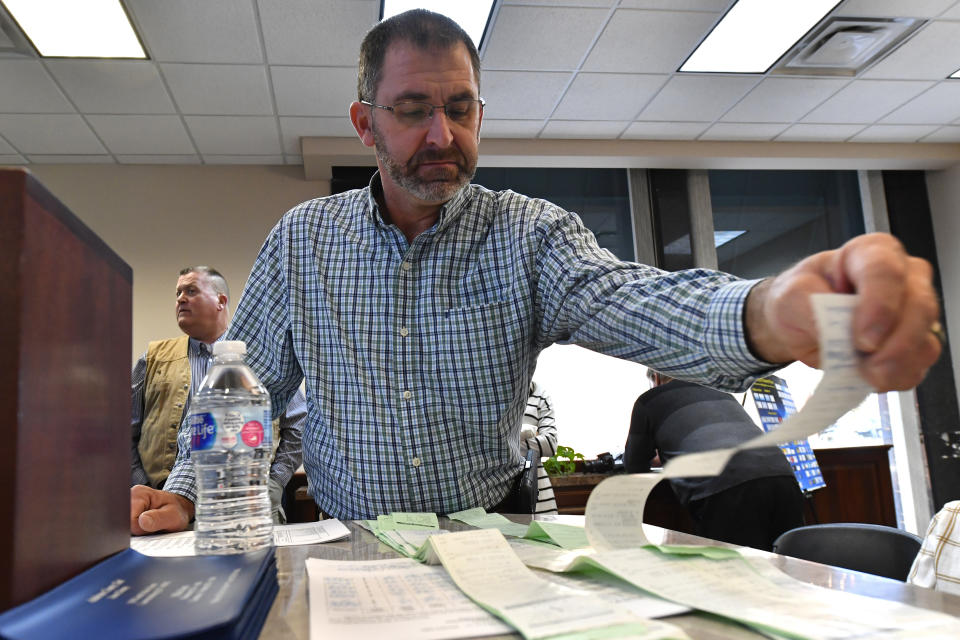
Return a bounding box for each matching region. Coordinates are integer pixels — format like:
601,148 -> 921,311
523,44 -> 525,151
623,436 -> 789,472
424,528 -> 687,640
585,293 -> 872,550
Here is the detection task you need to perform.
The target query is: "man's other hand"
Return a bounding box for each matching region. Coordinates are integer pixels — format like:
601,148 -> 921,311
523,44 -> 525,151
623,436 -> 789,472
745,232 -> 942,392
130,484 -> 194,535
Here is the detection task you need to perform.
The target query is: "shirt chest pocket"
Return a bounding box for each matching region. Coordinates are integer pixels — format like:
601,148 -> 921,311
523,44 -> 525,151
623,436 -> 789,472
434,298 -> 530,429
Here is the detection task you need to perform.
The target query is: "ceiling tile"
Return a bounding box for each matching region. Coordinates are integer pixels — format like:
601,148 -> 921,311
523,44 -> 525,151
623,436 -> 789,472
802,80 -> 934,123
834,0 -> 955,18
482,71 -> 572,119
921,125 -> 960,142
851,124 -> 940,142
0,61 -> 73,113
863,22 -> 960,80
776,123 -> 865,141
0,114 -> 106,154
699,122 -> 788,141
621,121 -> 708,139
880,82 -> 960,124
0,135 -> 14,153
483,6 -> 609,71
272,67 -> 357,117
721,78 -> 849,123
258,0 -> 379,65
26,155 -> 114,164
541,120 -> 628,138
638,75 -> 758,121
583,9 -> 721,73
126,0 -> 263,63
280,117 -> 356,153
162,64 -> 273,115
45,60 -> 174,114
87,115 -> 196,155
478,119 -> 544,138
941,3 -> 960,18
116,155 -> 201,164
0,154 -> 26,164
184,116 -> 282,154
553,73 -> 666,120
202,155 -> 286,164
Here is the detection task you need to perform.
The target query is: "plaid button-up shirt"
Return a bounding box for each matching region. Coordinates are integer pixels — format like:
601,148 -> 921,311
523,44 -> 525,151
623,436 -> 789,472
165,175 -> 770,519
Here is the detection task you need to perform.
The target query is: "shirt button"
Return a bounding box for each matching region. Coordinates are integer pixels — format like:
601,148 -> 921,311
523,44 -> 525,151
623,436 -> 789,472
412,457 -> 421,468
402,390 -> 412,400
401,261 -> 412,272
399,327 -> 409,337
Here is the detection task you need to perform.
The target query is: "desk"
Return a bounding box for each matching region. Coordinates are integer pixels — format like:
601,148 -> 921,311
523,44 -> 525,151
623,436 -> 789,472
258,515 -> 960,639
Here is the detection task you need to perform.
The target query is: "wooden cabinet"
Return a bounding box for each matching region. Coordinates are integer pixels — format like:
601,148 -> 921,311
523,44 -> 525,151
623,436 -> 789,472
0,170 -> 132,611
808,445 -> 897,527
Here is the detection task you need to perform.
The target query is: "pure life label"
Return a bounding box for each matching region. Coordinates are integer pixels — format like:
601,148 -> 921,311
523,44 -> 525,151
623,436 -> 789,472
190,407 -> 272,451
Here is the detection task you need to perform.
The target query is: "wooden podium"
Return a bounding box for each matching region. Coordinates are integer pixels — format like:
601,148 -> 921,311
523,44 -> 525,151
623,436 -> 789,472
0,169 -> 132,611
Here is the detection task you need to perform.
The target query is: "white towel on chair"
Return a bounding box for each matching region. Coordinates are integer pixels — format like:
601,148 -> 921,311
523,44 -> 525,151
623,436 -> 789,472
908,500 -> 960,595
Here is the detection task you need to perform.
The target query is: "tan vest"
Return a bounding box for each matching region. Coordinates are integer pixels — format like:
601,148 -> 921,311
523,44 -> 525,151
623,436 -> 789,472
138,336 -> 282,488
139,336 -> 191,488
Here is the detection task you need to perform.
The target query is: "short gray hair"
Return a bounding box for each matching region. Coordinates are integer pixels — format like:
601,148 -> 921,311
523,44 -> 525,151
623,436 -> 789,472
357,9 -> 481,102
179,266 -> 229,300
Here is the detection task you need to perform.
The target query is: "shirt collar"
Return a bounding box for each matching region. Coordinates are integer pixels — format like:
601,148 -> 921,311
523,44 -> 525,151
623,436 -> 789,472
188,335 -> 222,357
365,171 -> 472,234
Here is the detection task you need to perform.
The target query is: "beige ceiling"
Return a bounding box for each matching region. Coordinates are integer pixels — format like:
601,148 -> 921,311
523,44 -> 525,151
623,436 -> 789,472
1,0 -> 959,170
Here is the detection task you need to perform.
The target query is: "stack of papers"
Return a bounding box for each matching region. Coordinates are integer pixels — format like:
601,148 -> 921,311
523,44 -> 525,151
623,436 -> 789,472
363,512 -> 448,557
0,548 -> 277,640
396,296 -> 960,638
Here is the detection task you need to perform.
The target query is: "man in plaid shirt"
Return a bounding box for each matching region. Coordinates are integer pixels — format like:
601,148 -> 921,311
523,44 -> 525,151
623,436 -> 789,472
132,9 -> 941,531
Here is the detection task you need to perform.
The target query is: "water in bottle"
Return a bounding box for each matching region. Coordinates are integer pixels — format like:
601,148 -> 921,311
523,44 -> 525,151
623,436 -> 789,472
189,340 -> 273,554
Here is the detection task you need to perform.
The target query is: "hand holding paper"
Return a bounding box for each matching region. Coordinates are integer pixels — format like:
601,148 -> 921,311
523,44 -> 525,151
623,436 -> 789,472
744,232 -> 941,391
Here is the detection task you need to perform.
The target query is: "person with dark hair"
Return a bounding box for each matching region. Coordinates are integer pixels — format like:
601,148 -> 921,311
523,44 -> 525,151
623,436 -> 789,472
130,10 -> 940,532
130,266 -> 305,525
624,371 -> 805,551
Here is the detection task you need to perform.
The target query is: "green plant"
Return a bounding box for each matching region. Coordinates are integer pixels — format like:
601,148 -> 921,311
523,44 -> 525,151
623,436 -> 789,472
543,445 -> 584,477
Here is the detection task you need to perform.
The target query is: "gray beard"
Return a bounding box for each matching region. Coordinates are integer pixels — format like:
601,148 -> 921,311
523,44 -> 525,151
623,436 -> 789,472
373,129 -> 475,203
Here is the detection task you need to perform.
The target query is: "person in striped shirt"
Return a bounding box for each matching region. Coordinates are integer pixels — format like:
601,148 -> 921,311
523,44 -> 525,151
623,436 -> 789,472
520,381 -> 559,515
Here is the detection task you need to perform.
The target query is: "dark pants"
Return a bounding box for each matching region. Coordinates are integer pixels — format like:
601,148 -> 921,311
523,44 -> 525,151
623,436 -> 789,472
686,476 -> 805,552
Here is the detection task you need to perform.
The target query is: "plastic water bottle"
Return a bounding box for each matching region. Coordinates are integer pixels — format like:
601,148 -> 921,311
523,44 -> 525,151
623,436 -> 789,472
189,341 -> 273,554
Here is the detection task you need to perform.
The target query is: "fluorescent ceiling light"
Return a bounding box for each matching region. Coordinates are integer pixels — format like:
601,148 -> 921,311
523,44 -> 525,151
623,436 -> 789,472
1,0 -> 145,58
381,1 -> 496,50
680,0 -> 840,73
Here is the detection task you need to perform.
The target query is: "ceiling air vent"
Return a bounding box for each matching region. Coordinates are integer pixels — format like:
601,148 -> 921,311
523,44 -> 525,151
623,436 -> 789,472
773,17 -> 924,76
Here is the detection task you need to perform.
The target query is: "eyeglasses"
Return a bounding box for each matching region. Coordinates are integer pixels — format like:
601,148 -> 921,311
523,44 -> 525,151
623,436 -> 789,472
361,98 -> 485,127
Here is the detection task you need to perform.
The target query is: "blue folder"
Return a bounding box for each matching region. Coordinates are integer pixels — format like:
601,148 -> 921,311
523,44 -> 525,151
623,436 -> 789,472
0,547 -> 276,640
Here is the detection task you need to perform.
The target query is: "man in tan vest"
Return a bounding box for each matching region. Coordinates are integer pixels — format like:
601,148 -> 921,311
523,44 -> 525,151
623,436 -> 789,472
130,266 -> 305,524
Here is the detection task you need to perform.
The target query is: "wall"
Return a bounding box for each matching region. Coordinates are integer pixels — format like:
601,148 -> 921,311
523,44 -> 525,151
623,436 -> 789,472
28,165 -> 328,362
926,166 -> 960,415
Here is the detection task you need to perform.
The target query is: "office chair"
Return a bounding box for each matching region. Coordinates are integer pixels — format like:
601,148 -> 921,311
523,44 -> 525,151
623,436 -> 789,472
493,449 -> 540,514
772,523 -> 922,582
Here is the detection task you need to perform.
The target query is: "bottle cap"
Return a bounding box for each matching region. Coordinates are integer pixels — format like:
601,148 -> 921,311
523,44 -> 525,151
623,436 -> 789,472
212,340 -> 247,356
